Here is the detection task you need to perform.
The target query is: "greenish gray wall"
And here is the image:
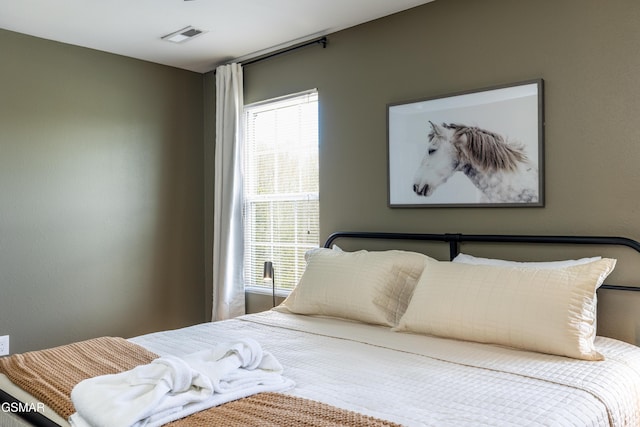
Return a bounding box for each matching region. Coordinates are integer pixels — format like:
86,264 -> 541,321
233,0 -> 640,266
0,29 -> 205,353
230,0 -> 640,334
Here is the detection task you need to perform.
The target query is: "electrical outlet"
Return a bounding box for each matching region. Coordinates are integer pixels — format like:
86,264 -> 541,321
0,335 -> 9,356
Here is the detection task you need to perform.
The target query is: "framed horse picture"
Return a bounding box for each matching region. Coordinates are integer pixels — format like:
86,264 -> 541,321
387,79 -> 544,207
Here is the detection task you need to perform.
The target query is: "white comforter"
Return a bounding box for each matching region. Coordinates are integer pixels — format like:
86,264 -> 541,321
130,310 -> 640,427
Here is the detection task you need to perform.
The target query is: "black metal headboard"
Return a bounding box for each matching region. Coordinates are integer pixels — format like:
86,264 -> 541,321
324,231 -> 640,292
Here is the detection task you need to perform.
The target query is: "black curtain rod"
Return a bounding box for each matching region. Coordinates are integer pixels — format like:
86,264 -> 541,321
212,36 -> 327,73
213,36 -> 327,73
242,36 -> 327,67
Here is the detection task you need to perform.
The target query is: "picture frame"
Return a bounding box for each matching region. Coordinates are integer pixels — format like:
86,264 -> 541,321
387,79 -> 544,207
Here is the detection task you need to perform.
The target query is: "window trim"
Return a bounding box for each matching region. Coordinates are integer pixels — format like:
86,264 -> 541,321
244,88 -> 318,110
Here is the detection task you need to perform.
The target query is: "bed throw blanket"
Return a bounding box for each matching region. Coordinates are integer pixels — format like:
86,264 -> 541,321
68,338 -> 294,427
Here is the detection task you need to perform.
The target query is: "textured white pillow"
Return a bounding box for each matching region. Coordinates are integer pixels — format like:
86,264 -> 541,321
280,248 -> 431,326
453,253 -> 602,269
397,258 -> 616,360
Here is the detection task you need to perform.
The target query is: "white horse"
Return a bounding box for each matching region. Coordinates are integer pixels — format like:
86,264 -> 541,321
413,122 -> 539,203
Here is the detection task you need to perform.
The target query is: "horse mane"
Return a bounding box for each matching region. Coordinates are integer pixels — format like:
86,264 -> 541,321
445,123 -> 528,172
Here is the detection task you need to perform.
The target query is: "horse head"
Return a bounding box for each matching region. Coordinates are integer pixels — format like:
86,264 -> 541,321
413,121 -> 535,202
412,121 -> 460,197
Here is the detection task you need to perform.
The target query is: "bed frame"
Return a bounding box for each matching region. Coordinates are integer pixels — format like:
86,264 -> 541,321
3,232 -> 640,427
0,390 -> 60,427
324,231 -> 640,292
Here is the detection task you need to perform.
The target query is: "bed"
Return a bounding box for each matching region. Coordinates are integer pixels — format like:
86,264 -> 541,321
2,231 -> 640,427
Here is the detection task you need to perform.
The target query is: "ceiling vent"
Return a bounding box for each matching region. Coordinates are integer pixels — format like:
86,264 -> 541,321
161,26 -> 205,43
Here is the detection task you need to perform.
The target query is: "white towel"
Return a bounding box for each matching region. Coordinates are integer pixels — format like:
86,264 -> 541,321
68,338 -> 294,427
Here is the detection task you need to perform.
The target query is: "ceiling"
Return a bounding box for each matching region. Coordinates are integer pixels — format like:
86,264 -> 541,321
0,0 -> 435,74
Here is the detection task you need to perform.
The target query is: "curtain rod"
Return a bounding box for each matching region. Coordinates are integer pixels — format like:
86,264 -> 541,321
241,36 -> 327,67
214,36 -> 327,73
213,36 -> 328,73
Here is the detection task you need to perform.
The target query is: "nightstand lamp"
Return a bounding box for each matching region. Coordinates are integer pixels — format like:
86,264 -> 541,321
263,261 -> 275,307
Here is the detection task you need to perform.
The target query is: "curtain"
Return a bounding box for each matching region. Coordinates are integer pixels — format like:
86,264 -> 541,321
212,63 -> 245,321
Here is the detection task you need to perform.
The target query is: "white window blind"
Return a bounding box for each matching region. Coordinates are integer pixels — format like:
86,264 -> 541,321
243,90 -> 319,293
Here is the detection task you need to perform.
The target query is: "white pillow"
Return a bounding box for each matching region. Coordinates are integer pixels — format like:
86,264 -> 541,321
303,244 -> 343,261
396,258 -> 616,360
279,248 -> 431,326
453,253 -> 602,269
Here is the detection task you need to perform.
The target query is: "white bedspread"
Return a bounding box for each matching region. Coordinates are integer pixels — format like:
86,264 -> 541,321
130,310 -> 640,427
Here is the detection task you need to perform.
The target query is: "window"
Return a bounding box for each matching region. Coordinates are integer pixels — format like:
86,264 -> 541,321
243,90 -> 319,294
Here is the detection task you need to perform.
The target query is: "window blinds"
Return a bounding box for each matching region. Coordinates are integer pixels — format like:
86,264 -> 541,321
243,90 -> 319,292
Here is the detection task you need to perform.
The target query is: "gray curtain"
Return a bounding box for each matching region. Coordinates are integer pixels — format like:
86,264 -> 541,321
212,63 -> 245,321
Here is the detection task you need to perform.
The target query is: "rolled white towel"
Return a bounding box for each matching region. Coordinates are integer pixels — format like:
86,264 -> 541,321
69,338 -> 294,427
183,338 -> 285,393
